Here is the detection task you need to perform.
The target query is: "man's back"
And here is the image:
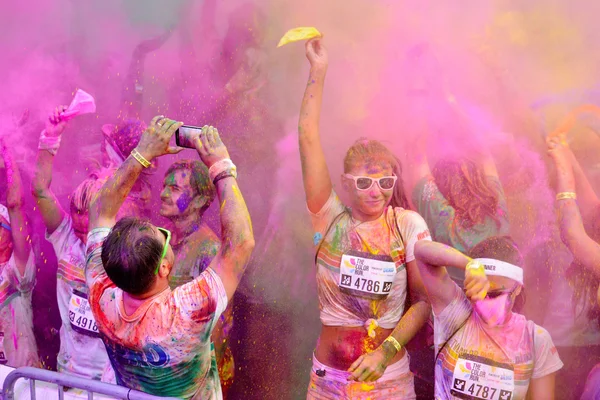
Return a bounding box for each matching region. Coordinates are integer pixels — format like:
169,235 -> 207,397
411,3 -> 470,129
86,228 -> 228,400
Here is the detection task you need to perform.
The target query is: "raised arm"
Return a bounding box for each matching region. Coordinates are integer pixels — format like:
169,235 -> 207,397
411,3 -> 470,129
547,137 -> 600,277
415,240 -> 489,315
194,127 -> 255,301
566,143 -> 600,215
299,38 -> 333,213
403,45 -> 435,205
89,116 -> 183,230
121,31 -> 173,119
445,92 -> 499,178
404,110 -> 432,210
470,143 -> 499,178
31,106 -> 68,233
0,140 -> 31,275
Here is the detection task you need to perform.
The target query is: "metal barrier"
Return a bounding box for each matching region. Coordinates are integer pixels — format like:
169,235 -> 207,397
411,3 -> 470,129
2,367 -> 180,400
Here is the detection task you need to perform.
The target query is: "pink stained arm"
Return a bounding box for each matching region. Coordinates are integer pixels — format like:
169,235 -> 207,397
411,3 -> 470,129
415,240 -> 472,315
1,144 -> 31,275
527,373 -> 556,400
298,40 -> 333,214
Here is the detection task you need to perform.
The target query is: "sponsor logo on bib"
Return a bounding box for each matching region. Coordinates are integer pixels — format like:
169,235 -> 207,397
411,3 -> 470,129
451,354 -> 514,400
339,251 -> 396,300
68,289 -> 100,337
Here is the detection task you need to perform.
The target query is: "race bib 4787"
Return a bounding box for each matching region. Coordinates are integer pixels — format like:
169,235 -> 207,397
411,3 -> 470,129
451,354 -> 514,400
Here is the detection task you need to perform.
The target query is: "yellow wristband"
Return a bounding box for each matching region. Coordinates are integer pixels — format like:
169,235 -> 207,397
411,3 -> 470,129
131,148 -> 151,168
384,336 -> 402,353
556,192 -> 576,201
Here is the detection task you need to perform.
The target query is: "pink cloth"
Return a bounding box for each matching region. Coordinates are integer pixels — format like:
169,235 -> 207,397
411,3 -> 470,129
61,89 -> 96,121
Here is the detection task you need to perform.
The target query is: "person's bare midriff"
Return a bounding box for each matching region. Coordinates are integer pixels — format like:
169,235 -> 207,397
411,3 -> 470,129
315,324 -> 406,371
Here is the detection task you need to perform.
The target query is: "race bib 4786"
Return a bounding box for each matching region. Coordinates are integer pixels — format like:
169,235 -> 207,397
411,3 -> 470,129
338,252 -> 396,300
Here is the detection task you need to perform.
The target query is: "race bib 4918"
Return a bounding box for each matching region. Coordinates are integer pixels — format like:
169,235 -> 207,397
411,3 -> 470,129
69,289 -> 100,337
451,354 -> 514,400
0,332 -> 6,365
339,251 -> 396,300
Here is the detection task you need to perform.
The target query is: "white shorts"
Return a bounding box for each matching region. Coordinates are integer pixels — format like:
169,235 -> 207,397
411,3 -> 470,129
307,352 -> 416,399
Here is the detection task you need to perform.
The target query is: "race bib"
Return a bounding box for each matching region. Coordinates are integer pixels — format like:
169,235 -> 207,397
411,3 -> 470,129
339,251 -> 396,300
69,289 -> 99,337
451,354 -> 514,400
0,332 -> 7,365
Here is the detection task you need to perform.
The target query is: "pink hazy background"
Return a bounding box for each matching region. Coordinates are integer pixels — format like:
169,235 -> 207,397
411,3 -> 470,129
2,0 -> 600,397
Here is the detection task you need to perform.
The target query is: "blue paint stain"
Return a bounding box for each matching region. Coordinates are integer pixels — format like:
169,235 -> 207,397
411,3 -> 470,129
313,232 -> 323,246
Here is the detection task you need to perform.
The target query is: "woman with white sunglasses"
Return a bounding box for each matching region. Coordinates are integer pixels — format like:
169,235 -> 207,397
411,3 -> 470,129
298,38 -> 432,399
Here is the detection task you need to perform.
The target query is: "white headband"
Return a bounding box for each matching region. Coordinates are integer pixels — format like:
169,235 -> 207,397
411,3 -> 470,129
0,204 -> 9,224
475,258 -> 523,286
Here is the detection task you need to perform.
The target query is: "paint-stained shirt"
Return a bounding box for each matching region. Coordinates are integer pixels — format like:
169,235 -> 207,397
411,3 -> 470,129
311,190 -> 431,329
434,284 -> 563,400
413,175 -> 509,285
0,250 -> 38,367
85,228 -> 227,400
46,216 -> 112,380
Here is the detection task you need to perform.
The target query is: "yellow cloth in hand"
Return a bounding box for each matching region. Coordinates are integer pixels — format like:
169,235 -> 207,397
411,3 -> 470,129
277,27 -> 322,47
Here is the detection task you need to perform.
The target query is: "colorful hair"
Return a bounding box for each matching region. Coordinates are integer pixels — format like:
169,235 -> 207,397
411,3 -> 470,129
110,119 -> 146,159
69,167 -> 116,214
165,160 -> 216,212
101,217 -> 161,295
432,158 -> 502,229
343,139 -> 409,209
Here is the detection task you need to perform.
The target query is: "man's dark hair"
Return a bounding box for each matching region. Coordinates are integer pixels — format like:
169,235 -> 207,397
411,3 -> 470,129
165,160 -> 216,212
469,236 -> 526,312
101,217 -> 162,295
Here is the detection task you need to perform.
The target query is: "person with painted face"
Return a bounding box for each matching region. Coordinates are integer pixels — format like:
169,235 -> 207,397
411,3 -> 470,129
86,118 -> 254,400
160,160 -> 219,288
0,139 -> 39,367
159,160 -> 234,397
298,38 -> 432,399
415,236 -> 563,399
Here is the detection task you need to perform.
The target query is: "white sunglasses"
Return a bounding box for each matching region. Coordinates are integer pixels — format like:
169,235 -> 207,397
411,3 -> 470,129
344,174 -> 397,191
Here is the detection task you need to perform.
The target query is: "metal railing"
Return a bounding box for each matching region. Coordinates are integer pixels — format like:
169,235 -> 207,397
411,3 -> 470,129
2,367 -> 180,400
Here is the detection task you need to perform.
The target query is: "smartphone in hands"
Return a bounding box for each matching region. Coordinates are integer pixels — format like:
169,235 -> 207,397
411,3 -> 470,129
175,125 -> 202,149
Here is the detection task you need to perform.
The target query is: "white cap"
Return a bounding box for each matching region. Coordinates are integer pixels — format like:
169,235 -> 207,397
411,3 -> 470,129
475,258 -> 524,286
0,204 -> 9,224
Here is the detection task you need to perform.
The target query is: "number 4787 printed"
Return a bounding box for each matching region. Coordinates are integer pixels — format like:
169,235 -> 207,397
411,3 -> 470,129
452,379 -> 512,400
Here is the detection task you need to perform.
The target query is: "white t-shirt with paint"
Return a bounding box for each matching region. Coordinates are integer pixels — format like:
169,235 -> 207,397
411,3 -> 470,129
46,216 -> 112,381
434,285 -> 563,400
0,250 -> 38,367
